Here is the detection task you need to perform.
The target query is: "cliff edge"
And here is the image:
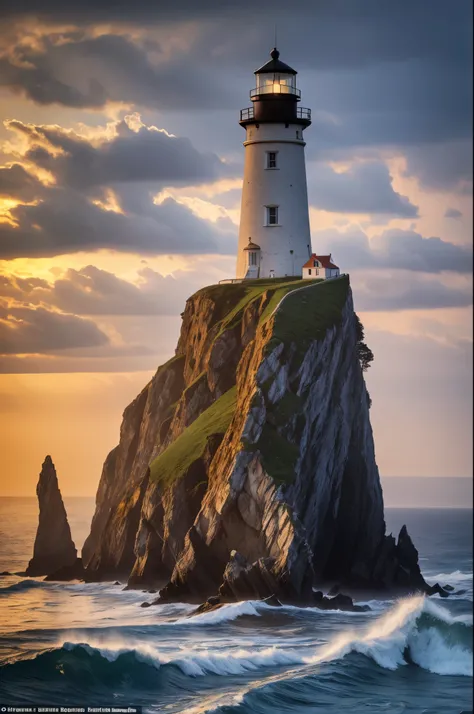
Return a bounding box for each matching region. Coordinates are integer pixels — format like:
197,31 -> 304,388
82,276 -> 429,600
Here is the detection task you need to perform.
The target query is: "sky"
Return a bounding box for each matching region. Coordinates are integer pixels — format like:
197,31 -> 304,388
0,0 -> 472,497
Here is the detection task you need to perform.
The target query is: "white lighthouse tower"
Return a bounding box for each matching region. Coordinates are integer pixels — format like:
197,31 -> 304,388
236,48 -> 313,279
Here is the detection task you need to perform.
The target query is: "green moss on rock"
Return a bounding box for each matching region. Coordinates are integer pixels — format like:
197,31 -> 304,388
268,275 -> 349,361
150,386 -> 237,489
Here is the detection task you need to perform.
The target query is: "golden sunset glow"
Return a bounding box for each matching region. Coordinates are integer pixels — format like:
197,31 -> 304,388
0,6 -> 471,497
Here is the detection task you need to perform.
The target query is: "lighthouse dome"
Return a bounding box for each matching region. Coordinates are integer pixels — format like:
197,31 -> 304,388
255,48 -> 297,75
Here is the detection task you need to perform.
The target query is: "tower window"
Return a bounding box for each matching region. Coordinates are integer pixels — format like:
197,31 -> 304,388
266,151 -> 278,169
266,206 -> 279,225
296,130 -> 302,139
249,251 -> 258,266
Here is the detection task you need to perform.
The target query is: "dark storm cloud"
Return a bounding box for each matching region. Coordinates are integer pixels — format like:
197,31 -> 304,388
0,33 -> 233,110
0,0 -> 469,71
0,300 -> 109,354
353,274 -> 472,312
315,227 -> 473,274
0,118 -> 236,259
308,161 -> 418,216
0,1 -> 470,136
0,164 -> 44,201
0,1 -> 469,193
0,185 -> 236,259
9,118 -> 231,189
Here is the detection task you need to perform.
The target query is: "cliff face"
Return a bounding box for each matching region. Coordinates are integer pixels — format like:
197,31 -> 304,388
26,456 -> 77,577
83,277 -> 427,599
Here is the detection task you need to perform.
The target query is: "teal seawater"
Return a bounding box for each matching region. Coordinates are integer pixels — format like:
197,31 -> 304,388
0,499 -> 472,714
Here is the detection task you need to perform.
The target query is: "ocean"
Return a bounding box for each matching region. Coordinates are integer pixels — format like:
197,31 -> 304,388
0,498 -> 472,714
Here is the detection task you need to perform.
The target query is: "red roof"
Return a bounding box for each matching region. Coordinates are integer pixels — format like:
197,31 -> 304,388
302,254 -> 339,270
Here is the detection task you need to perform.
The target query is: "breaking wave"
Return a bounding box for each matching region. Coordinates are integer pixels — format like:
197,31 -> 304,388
306,596 -> 472,676
1,596 -> 471,690
0,579 -> 46,594
425,570 -> 472,584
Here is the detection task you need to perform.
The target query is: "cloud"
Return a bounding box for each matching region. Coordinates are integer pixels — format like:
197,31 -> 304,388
352,273 -> 472,312
402,140 -> 473,193
0,187 -> 236,259
0,300 -> 109,354
314,226 -> 473,274
0,117 -> 237,259
0,31 -> 235,110
0,164 -> 44,201
8,116 -> 232,190
444,207 -> 463,220
308,161 -> 418,216
0,1 -> 470,154
0,265 -> 203,315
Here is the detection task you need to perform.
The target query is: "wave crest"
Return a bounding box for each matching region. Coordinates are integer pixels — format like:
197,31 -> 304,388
309,596 -> 473,676
1,596 -> 471,687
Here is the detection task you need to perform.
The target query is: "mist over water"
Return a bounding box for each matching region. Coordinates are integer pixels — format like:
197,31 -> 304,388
0,500 -> 472,714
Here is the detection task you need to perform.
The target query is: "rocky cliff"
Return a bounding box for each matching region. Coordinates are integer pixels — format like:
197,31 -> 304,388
82,276 -> 429,600
26,456 -> 78,577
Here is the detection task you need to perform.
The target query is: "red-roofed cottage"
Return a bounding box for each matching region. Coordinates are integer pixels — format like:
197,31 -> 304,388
302,254 -> 340,280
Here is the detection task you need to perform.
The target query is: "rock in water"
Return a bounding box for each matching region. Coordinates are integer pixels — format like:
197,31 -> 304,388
82,277 -> 431,600
26,456 -> 77,577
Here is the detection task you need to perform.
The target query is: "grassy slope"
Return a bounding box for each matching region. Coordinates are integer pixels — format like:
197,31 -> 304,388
196,277 -> 304,339
149,276 -> 350,489
257,275 -> 350,485
267,275 -> 350,359
150,386 -> 237,488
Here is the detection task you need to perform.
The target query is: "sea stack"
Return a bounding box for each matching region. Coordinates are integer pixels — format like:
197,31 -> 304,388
80,46 -> 433,600
26,456 -> 78,577
82,277 -> 432,599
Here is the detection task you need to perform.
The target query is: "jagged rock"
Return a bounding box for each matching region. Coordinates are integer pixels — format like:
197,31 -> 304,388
25,456 -> 77,577
82,278 -> 431,601
0,571 -> 12,576
218,552 -> 282,601
443,584 -> 455,592
114,581 -> 121,585
44,558 -> 84,581
425,582 -> 450,598
312,590 -> 370,612
190,595 -> 223,616
140,601 -> 152,608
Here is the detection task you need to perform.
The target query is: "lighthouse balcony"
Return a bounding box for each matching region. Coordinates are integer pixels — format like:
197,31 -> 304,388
250,85 -> 301,100
240,105 -> 311,124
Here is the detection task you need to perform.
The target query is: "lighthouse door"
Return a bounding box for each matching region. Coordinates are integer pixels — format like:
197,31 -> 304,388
244,250 -> 260,279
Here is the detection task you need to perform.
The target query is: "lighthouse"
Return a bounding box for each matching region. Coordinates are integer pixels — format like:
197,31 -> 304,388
236,48 -> 312,280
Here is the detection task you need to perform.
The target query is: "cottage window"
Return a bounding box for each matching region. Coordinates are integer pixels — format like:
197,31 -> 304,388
266,152 -> 278,169
266,206 -> 279,225
308,268 -> 312,275
313,260 -> 319,267
315,268 -> 319,275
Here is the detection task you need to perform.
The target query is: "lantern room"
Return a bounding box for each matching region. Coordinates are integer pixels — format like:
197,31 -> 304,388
251,49 -> 299,99
240,48 -> 311,127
